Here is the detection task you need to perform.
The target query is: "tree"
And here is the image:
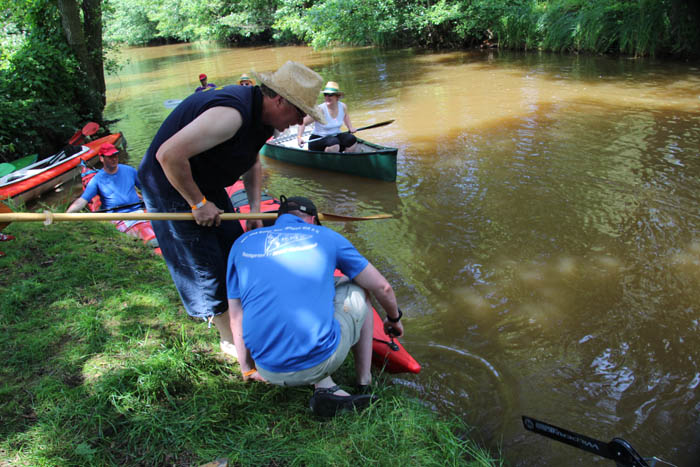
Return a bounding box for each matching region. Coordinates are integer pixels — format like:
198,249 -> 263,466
57,0 -> 105,114
0,0 -> 107,160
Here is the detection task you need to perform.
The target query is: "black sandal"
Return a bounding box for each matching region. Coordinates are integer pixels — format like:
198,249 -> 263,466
309,385 -> 376,417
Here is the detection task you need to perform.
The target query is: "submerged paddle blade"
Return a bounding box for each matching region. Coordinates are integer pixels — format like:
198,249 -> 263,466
318,212 -> 392,222
164,99 -> 183,109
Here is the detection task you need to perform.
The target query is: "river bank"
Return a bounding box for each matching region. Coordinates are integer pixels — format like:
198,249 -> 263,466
0,218 -> 498,466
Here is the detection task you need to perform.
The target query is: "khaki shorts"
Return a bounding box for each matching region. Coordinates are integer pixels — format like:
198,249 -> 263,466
257,277 -> 369,386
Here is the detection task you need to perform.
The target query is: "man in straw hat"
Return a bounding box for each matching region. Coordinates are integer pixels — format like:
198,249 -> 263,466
238,74 -> 254,86
137,61 -> 325,359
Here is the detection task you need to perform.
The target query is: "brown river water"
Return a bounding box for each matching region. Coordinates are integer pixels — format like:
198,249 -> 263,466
80,43 -> 700,465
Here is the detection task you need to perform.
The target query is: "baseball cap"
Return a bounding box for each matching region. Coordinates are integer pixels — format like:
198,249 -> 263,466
98,143 -> 119,156
278,195 -> 321,225
199,73 -> 207,80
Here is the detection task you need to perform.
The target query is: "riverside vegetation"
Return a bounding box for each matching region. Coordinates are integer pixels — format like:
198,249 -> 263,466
0,213 -> 499,466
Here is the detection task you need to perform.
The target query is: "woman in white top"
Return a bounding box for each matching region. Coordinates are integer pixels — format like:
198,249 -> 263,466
297,81 -> 358,153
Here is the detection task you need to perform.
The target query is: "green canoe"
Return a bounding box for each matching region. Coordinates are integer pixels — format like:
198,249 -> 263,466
260,127 -> 398,182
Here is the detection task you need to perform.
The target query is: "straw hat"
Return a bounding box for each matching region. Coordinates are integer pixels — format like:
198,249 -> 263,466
322,81 -> 344,97
253,61 -> 325,123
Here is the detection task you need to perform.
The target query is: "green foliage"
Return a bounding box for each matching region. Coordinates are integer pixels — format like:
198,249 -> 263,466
103,0 -> 160,45
0,31 -> 89,160
304,0 -> 400,48
538,0 -> 673,56
104,0 -> 279,45
0,0 -> 105,162
101,0 -> 700,56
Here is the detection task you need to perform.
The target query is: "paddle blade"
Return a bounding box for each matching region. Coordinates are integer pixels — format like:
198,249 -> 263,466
164,99 -> 183,109
355,119 -> 395,132
82,122 -> 99,136
318,212 -> 392,222
0,202 -> 12,231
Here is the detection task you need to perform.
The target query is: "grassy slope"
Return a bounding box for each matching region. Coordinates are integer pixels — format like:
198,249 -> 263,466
0,220 -> 499,466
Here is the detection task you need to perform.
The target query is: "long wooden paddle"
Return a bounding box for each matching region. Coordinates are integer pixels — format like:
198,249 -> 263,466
305,119 -> 395,144
0,203 -> 391,231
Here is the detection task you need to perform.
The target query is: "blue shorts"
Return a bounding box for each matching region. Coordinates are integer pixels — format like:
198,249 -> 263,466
142,186 -> 244,320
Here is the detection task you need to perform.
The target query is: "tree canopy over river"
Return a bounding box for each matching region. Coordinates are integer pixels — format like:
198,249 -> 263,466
1,0 -> 699,164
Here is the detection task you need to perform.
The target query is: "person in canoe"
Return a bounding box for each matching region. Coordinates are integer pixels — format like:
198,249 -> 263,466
226,196 -> 405,417
137,61 -> 326,361
66,143 -> 158,247
296,81 -> 358,153
238,74 -> 254,86
195,73 -> 216,92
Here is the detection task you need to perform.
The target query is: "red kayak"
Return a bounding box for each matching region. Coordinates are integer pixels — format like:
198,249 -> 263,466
0,133 -> 124,203
225,180 -> 421,374
80,163 -> 162,255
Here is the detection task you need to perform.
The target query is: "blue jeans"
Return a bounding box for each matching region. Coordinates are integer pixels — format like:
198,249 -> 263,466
142,186 -> 243,320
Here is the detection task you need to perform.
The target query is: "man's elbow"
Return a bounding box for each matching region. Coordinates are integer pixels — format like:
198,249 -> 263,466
375,280 -> 393,298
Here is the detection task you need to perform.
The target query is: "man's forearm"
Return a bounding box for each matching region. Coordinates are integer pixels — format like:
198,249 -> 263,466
66,198 -> 88,213
228,300 -> 255,371
159,157 -> 204,207
354,263 -> 399,319
242,159 -> 262,212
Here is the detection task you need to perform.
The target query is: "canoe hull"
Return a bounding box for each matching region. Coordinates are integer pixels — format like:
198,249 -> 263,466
260,128 -> 397,182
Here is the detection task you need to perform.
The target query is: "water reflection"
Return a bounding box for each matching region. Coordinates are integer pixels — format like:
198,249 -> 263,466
101,44 -> 700,465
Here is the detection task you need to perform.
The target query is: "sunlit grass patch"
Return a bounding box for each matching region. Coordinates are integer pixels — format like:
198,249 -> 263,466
1,221 -> 498,466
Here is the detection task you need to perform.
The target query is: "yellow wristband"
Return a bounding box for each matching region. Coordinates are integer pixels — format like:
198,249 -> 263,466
191,197 -> 207,210
242,368 -> 257,377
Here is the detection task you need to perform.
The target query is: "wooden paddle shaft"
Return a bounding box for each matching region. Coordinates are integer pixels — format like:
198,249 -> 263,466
0,211 -> 391,224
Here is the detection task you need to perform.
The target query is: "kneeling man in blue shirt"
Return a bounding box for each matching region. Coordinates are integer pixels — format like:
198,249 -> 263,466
226,196 -> 404,417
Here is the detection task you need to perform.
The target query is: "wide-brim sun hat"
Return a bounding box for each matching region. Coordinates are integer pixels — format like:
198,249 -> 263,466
322,81 -> 344,97
239,73 -> 254,84
252,61 -> 325,123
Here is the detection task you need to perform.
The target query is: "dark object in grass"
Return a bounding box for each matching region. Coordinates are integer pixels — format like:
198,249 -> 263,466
309,385 -> 377,417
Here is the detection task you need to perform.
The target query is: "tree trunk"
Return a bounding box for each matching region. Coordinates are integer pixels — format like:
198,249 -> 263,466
82,0 -> 106,106
56,0 -> 104,119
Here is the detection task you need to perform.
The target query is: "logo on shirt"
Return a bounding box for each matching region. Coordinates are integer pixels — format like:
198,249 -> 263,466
243,231 -> 317,258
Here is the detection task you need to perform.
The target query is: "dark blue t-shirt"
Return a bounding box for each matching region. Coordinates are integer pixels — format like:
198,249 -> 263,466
138,85 -> 273,202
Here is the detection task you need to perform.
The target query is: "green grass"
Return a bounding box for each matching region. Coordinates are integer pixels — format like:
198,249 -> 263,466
0,219 -> 499,466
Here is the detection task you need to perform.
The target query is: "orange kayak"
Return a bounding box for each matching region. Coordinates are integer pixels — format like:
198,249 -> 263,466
0,133 -> 124,203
